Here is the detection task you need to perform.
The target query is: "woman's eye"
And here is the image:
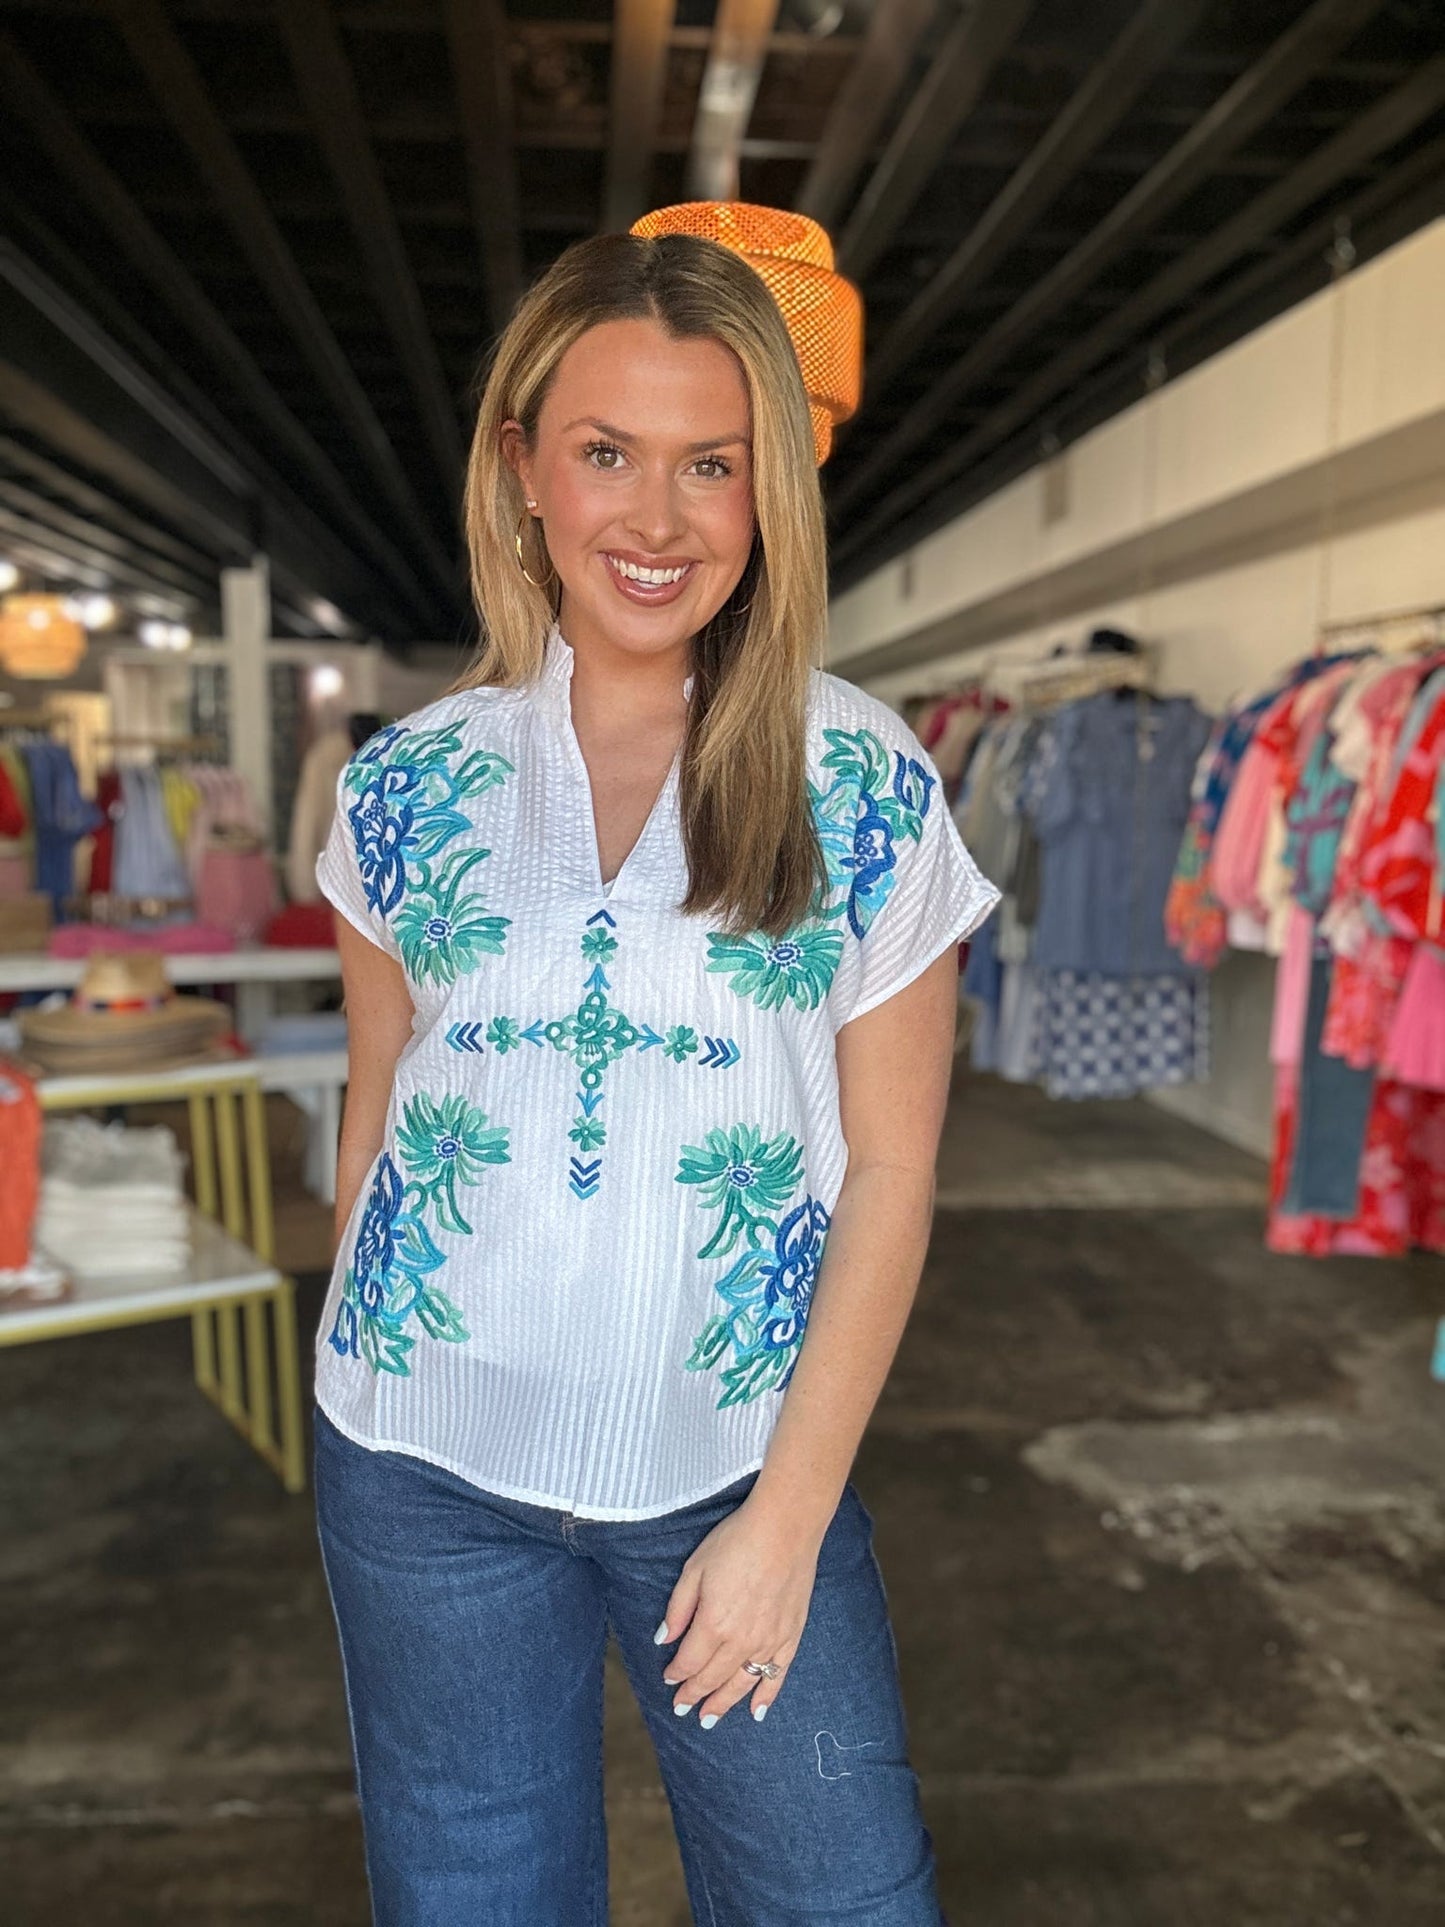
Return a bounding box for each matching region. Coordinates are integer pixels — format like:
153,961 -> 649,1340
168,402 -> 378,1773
583,441 -> 625,470
693,455 -> 733,480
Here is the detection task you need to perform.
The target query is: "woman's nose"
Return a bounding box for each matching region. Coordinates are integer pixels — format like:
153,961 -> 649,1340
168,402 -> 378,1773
625,472 -> 686,551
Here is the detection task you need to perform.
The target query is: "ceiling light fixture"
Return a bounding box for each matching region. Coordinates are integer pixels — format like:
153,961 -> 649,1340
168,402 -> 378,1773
0,592 -> 87,678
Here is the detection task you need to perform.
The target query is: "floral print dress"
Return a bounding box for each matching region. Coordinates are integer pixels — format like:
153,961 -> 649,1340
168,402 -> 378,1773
315,626 -> 999,1520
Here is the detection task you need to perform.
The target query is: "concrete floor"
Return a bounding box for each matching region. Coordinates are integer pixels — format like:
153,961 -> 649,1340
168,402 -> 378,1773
4,1075 -> 1445,1922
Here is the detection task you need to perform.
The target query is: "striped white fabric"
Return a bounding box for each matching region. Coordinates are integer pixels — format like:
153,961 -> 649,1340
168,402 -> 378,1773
315,627 -> 998,1519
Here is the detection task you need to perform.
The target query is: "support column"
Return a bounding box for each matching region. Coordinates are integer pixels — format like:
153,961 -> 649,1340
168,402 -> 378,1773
221,554 -> 272,843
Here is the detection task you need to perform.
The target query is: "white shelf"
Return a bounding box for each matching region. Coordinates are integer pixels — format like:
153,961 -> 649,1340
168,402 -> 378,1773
1,1208 -> 281,1340
0,946 -> 340,994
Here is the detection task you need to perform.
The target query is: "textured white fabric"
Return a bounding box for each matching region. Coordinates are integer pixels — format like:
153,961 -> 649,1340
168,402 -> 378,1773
315,627 -> 998,1518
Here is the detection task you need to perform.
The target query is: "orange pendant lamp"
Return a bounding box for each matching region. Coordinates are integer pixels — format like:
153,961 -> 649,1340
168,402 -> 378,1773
0,592 -> 87,679
630,202 -> 862,464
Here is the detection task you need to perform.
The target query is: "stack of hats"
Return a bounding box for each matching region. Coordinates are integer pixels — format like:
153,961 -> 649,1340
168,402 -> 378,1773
36,1115 -> 190,1279
18,951 -> 230,1075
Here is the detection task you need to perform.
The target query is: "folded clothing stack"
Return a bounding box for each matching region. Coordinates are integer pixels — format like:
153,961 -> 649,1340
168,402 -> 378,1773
36,1116 -> 190,1278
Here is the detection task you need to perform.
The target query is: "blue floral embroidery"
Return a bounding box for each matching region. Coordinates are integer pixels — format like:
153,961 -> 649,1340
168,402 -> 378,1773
678,1123 -> 828,1406
329,1093 -> 510,1375
706,725 -> 937,1008
343,722 -> 513,986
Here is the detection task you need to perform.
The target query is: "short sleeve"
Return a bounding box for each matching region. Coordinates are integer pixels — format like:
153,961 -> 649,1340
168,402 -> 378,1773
314,755 -> 403,961
830,741 -> 1001,1029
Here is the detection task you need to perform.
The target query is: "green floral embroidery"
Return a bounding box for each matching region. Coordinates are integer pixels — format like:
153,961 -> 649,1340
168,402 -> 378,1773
486,1015 -> 522,1054
663,1024 -> 699,1062
568,1115 -> 607,1151
393,847 -> 511,986
706,724 -> 938,1013
396,1092 -> 510,1235
678,1123 -> 830,1407
580,926 -> 619,963
706,914 -> 844,1012
676,1123 -> 804,1259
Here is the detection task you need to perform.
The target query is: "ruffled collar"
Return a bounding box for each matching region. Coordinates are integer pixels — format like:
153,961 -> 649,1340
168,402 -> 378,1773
536,623 -> 694,719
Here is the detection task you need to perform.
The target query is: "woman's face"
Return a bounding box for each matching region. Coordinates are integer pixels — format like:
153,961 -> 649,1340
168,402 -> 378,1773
505,317 -> 756,668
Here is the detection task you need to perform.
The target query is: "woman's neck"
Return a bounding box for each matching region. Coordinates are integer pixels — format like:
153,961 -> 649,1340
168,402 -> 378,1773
559,611 -> 692,734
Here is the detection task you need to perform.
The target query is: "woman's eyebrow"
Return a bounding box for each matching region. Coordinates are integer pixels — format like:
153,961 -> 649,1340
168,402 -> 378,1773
561,416 -> 750,454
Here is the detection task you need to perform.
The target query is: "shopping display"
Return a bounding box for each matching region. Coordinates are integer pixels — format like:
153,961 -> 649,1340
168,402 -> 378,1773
1166,632 -> 1445,1258
16,950 -> 230,1074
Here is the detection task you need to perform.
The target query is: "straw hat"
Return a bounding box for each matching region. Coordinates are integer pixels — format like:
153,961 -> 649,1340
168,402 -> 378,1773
629,202 -> 862,463
18,951 -> 230,1074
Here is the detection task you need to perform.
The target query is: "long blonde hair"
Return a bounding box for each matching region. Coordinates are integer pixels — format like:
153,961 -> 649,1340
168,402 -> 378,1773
456,231 -> 827,938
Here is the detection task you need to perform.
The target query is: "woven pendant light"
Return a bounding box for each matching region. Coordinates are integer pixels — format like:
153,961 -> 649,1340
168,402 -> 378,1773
0,593 -> 87,679
630,202 -> 862,464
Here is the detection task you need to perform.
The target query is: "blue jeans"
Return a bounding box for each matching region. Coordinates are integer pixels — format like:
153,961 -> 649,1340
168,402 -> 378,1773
315,1409 -> 943,1925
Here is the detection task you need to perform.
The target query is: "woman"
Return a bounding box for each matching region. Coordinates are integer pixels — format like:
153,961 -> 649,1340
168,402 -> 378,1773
314,221 -> 998,1924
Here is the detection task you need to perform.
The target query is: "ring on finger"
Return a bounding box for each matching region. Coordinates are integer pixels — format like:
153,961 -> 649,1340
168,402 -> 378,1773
742,1659 -> 782,1680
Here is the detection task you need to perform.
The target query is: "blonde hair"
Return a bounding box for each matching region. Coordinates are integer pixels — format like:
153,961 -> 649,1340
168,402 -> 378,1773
456,231 -> 827,938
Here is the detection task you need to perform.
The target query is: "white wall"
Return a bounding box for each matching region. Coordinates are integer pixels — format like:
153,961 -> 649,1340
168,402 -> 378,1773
829,219 -> 1445,1157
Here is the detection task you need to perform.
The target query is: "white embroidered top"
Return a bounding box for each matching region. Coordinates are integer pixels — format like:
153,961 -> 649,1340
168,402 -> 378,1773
315,626 -> 999,1519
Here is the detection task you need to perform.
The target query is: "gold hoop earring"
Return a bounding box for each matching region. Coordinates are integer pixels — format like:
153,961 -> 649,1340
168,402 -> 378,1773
514,509 -> 555,589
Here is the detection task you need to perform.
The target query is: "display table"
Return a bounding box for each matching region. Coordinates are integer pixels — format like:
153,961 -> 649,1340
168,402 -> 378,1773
2,1061 -> 307,1493
0,946 -> 341,1045
255,1046 -> 348,1204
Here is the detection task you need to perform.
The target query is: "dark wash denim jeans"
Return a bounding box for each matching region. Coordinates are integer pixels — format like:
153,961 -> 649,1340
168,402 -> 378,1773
315,1408 -> 944,1925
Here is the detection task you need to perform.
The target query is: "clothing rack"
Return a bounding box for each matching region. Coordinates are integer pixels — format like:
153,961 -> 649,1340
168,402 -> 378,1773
1013,647 -> 1158,712
96,732 -> 223,760
1316,606 -> 1445,654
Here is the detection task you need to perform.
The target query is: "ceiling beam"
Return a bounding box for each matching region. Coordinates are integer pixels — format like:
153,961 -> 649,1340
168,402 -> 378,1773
831,0 -> 1393,518
0,479 -> 215,599
0,501 -> 197,602
833,56 -> 1445,573
0,30 -> 446,633
832,131 -> 1445,603
443,0 -> 524,338
687,0 -> 782,202
0,434 -> 218,579
836,0 -> 1039,280
102,0 -> 459,606
864,0 -> 1212,403
604,0 -> 678,232
277,0 -> 465,497
794,0 -> 936,231
0,242 -> 428,640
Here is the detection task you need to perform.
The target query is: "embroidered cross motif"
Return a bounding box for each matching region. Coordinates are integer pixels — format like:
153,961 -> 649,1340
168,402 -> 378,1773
445,908 -> 740,1199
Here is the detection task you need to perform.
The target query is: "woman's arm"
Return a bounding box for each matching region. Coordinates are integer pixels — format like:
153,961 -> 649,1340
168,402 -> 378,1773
332,914 -> 417,1248
748,946 -> 956,1523
656,945 -> 959,1723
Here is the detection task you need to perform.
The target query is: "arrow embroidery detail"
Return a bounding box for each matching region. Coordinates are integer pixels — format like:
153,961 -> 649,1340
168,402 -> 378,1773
444,912 -> 742,1198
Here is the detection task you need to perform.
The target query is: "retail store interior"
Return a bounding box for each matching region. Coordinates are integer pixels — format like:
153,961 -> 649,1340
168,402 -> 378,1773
3,0 -> 1445,1920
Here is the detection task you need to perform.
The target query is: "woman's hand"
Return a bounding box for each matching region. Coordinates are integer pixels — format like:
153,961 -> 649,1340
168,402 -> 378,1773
655,1493 -> 827,1727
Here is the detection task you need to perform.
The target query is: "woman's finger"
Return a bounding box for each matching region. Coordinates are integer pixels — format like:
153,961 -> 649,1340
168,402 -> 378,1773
691,1633 -> 796,1727
654,1563 -> 703,1671
745,1640 -> 798,1722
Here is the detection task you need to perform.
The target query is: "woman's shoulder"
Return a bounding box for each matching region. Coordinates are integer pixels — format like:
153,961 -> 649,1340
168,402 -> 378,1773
350,682 -> 531,760
806,666 -> 926,763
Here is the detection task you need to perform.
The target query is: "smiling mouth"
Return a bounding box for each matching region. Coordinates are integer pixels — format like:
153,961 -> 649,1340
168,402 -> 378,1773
604,553 -> 697,588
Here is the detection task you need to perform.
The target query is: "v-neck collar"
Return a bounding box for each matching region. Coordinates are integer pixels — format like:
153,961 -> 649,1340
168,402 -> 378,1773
533,622 -> 689,905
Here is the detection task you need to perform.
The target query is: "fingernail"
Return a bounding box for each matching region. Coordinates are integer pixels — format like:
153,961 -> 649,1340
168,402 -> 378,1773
652,1621 -> 669,1645
699,1714 -> 719,1730
752,1703 -> 769,1723
673,1702 -> 693,1717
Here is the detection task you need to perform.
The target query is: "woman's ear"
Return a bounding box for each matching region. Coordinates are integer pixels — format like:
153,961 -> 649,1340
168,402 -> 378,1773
500,420 -> 532,499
